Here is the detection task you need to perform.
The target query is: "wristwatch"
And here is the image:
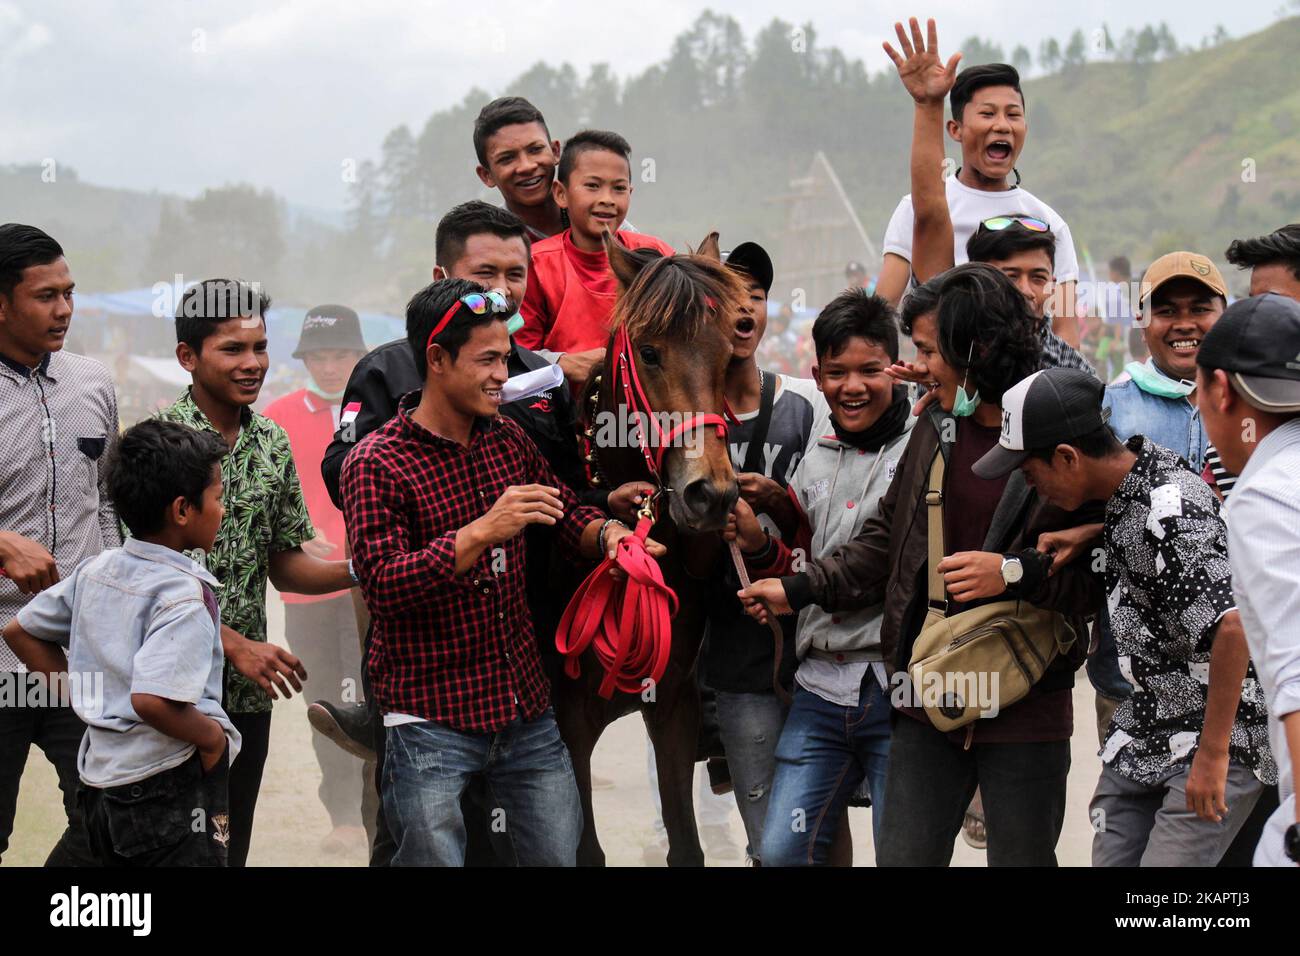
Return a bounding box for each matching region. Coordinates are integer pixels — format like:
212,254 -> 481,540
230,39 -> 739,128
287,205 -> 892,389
1286,822 -> 1300,864
1000,555 -> 1024,588
347,558 -> 360,586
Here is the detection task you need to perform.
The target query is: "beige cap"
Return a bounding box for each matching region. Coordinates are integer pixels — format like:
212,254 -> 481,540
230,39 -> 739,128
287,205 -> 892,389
1139,251 -> 1227,304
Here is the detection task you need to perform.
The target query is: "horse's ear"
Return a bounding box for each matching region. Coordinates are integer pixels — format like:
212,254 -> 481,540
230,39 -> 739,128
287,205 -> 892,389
694,231 -> 721,262
604,229 -> 643,293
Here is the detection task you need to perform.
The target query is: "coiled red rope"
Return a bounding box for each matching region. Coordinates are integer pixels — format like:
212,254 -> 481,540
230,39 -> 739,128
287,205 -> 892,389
557,517 -> 677,699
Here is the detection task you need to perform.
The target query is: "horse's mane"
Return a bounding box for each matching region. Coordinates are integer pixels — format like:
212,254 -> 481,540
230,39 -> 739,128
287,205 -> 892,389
610,251 -> 747,341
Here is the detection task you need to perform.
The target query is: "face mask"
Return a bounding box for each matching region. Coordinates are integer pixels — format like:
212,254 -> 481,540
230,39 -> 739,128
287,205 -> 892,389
952,341 -> 982,417
307,381 -> 346,402
1125,360 -> 1194,399
506,312 -> 525,336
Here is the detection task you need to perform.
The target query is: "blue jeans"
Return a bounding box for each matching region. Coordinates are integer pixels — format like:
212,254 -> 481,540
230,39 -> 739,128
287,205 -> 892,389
760,670 -> 891,866
382,708 -> 582,866
714,690 -> 788,862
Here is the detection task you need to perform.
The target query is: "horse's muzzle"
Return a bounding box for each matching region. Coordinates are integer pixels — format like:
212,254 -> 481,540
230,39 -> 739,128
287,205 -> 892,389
673,477 -> 739,532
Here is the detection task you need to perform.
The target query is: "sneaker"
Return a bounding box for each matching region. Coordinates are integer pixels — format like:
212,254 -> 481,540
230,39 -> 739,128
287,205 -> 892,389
307,700 -> 376,762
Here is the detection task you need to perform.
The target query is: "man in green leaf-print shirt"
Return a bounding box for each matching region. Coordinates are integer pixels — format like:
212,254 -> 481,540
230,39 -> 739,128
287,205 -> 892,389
161,279 -> 356,866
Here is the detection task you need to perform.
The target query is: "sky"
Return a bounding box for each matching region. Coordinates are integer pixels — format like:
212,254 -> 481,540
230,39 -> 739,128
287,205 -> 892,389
0,0 -> 1287,211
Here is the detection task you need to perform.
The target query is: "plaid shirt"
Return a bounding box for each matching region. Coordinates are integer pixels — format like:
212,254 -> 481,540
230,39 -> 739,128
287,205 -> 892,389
1041,325 -> 1097,378
340,392 -> 602,732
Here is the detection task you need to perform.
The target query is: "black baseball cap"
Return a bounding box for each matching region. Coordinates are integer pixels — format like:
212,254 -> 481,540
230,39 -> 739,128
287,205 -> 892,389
973,368 -> 1109,479
724,242 -> 774,294
292,304 -> 368,358
1196,292 -> 1300,413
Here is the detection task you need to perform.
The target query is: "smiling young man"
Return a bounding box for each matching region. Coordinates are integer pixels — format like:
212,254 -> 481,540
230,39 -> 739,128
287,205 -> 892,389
728,290 -> 912,866
1197,293 -> 1300,867
473,97 -> 565,243
875,44 -> 1080,345
0,223 -> 119,867
159,278 -> 356,866
339,277 -> 653,866
974,367 -> 1273,865
517,130 -> 675,386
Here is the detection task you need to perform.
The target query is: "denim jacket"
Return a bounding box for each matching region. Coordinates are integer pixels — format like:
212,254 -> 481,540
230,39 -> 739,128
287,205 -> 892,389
1102,362 -> 1207,470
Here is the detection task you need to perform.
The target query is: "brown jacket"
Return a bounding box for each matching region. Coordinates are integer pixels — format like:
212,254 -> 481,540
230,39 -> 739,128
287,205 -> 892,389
783,405 -> 1104,742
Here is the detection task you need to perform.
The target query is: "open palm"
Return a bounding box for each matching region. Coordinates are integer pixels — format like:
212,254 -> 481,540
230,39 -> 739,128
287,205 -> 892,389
883,17 -> 962,106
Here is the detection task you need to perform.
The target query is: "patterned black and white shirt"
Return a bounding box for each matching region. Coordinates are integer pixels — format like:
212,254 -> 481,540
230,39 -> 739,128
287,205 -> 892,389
1100,436 -> 1275,787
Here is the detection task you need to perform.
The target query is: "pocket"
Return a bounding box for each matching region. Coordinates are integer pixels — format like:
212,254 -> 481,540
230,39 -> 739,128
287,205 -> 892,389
101,773 -> 196,858
78,435 -> 107,460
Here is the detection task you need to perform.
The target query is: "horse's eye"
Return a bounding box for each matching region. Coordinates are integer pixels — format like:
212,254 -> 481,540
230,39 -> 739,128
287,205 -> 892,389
639,345 -> 660,367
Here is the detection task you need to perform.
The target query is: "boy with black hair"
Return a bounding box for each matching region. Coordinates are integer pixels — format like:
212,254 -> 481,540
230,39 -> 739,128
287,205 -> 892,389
3,419 -> 242,866
339,276 -> 655,866
978,367 -> 1272,865
159,277 -> 356,866
1225,224 -> 1300,299
727,289 -> 912,866
473,96 -> 565,242
877,18 -> 1080,347
1198,292 -> 1300,866
0,222 -> 117,867
518,130 -> 675,386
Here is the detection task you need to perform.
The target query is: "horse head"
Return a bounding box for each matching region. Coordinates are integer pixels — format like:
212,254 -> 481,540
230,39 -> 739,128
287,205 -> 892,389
594,230 -> 742,533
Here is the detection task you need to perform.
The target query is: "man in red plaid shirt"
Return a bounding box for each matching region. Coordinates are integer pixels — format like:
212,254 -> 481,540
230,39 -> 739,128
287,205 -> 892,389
340,276 -> 660,865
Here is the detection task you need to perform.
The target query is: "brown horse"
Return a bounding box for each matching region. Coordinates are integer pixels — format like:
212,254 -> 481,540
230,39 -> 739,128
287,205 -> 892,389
554,232 -> 744,866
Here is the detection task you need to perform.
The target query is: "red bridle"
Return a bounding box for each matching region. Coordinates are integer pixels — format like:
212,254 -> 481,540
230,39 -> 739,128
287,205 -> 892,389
558,318 -> 738,700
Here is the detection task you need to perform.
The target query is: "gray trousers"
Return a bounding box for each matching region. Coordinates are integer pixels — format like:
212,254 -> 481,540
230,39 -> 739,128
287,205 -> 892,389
1091,762 -> 1264,867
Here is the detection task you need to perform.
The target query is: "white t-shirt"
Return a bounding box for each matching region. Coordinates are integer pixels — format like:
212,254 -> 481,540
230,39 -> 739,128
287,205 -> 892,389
881,176 -> 1079,283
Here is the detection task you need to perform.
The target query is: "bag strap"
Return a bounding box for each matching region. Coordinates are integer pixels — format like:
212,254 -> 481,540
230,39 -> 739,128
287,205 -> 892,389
741,371 -> 778,475
925,449 -> 947,610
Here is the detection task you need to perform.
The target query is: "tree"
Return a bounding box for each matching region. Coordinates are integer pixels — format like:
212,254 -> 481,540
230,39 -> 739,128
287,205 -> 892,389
1155,23 -> 1179,58
1011,44 -> 1032,74
959,35 -> 1005,65
581,64 -> 621,126
1132,25 -> 1159,63
1038,37 -> 1061,73
378,125 -> 422,223
1064,29 -> 1087,68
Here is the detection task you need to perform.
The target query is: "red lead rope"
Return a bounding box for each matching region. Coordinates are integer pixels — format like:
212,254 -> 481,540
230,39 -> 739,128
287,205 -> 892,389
557,517 -> 678,699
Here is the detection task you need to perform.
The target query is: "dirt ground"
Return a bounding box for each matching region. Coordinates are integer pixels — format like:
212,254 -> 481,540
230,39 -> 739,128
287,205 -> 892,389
3,591 -> 1102,867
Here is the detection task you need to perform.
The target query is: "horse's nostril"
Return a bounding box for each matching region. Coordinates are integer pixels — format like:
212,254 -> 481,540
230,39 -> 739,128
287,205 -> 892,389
682,478 -> 717,514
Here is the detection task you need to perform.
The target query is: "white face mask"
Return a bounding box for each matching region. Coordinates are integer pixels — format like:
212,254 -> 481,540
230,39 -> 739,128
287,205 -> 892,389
307,380 -> 346,402
952,340 -> 982,417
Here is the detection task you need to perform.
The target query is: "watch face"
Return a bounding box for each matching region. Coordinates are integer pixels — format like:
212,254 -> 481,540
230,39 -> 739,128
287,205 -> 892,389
1002,558 -> 1023,584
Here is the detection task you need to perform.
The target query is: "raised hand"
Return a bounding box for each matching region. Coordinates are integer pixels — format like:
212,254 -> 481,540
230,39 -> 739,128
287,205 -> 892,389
882,17 -> 962,106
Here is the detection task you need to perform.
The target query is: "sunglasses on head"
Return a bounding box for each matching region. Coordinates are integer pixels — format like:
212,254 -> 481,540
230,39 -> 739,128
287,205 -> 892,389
427,290 -> 511,349
980,215 -> 1049,233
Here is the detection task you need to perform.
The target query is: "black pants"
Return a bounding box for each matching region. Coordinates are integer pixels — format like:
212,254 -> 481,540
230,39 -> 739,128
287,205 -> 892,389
284,598 -> 365,828
0,689 -> 96,866
227,711 -> 272,868
877,714 -> 1071,866
82,746 -> 231,866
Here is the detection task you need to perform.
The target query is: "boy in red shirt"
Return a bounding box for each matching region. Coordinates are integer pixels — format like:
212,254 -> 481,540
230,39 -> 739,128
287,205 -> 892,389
263,304 -> 369,853
517,129 -> 675,386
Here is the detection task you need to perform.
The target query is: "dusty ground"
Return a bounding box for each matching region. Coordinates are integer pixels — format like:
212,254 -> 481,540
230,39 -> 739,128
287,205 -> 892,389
4,592 -> 1102,867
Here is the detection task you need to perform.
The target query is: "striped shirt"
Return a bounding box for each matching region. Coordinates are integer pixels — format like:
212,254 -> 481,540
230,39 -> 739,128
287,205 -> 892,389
0,350 -> 120,670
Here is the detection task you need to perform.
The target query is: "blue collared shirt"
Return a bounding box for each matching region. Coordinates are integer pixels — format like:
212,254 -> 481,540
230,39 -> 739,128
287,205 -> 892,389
1103,362 -> 1207,470
16,537 -> 241,787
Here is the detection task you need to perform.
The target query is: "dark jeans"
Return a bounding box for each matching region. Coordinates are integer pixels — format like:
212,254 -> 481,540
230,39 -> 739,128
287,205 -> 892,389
1087,613 -> 1132,701
714,689 -> 787,861
82,745 -> 231,866
227,711 -> 272,868
0,687 -> 96,866
382,708 -> 581,866
284,598 -> 365,828
878,713 -> 1071,866
761,672 -> 891,867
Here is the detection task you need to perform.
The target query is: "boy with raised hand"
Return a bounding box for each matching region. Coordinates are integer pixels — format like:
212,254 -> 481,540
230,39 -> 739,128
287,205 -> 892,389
159,278 -> 356,866
1198,293 -> 1300,867
727,290 -> 913,866
3,419 -> 242,866
876,18 -> 1081,348
517,130 -> 676,387
974,367 -> 1273,865
473,96 -> 565,242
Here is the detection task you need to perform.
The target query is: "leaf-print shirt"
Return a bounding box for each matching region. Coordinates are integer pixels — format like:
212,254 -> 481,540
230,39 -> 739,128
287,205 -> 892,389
159,388 -> 314,714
